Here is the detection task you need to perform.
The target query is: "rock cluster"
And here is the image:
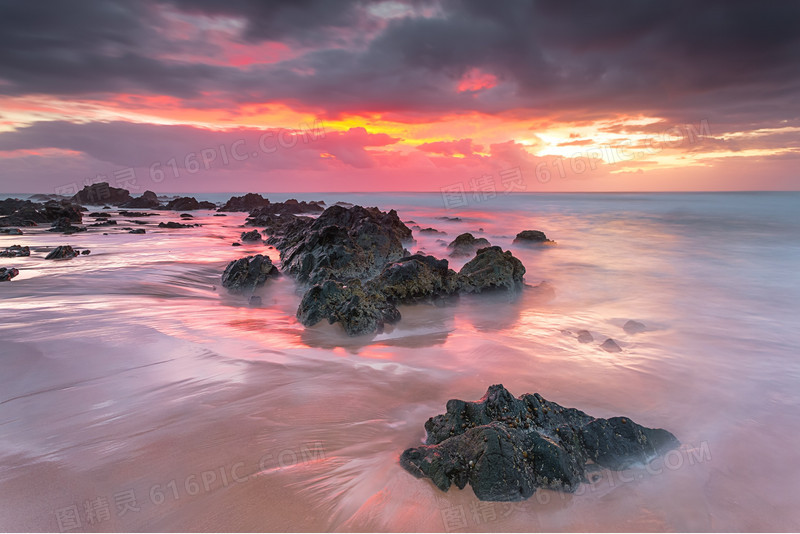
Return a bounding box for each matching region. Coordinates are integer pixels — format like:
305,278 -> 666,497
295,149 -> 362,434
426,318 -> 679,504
401,384 -> 680,502
71,182 -> 131,206
165,197 -> 215,211
447,233 -> 491,258
120,190 -> 160,209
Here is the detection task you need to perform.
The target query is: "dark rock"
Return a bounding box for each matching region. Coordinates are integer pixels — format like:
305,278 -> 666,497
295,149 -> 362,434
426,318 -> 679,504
576,330 -> 594,343
297,279 -> 400,336
240,230 -> 262,242
89,219 -> 117,227
71,182 -> 131,206
129,229 -> 146,234
269,205 -> 412,285
80,250 -> 91,255
120,190 -> 160,209
1,199 -> 83,227
219,193 -> 270,212
45,245 -> 78,260
221,254 -> 279,294
513,230 -> 555,245
180,213 -> 194,218
165,197 -> 215,211
400,384 -> 680,502
438,216 -> 462,222
458,246 -> 526,293
0,267 -> 19,281
447,233 -> 491,258
0,245 -> 30,258
368,254 -> 459,303
601,338 -> 622,352
43,200 -> 83,223
0,228 -> 23,235
47,217 -> 86,234
213,214 -> 227,217
232,242 -> 241,246
248,295 -> 262,306
245,199 -> 325,222
118,211 -> 156,217
623,320 -> 647,334
158,221 -> 195,229
419,227 -> 445,234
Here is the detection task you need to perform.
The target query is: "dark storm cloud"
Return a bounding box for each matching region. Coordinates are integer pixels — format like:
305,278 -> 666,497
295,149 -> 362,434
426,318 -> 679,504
0,0 -> 798,127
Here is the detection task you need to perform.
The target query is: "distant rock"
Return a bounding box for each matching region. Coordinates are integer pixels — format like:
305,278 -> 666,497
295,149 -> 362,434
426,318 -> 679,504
158,221 -> 196,229
120,190 -> 160,209
179,213 -> 194,218
48,217 -> 86,234
129,229 -> 146,234
419,227 -> 445,234
437,216 -> 462,222
71,182 -> 131,206
213,213 -> 227,217
118,211 -> 156,217
240,230 -> 262,242
0,228 -> 23,235
231,242 -> 241,246
297,279 -> 400,336
458,246 -> 526,293
165,197 -> 215,211
1,198 -> 83,228
218,193 -> 271,212
400,384 -> 680,502
89,219 -> 117,227
601,338 -> 622,352
221,254 -> 279,294
248,295 -> 262,306
81,249 -> 91,255
623,320 -> 647,334
45,245 -> 78,260
447,233 -> 491,258
0,245 -> 29,258
0,267 -> 20,281
576,330 -> 594,343
513,230 -> 556,245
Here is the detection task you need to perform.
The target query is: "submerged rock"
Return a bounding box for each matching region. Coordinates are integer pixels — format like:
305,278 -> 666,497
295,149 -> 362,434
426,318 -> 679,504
48,217 -> 86,234
513,230 -> 555,245
158,221 -> 196,229
221,254 -> 279,294
576,330 -> 594,343
458,246 -> 526,293
240,230 -> 262,242
447,233 -> 491,258
0,267 -> 20,281
45,245 -> 78,260
400,384 -> 679,502
0,245 -> 30,258
0,228 -> 23,235
297,279 -> 400,336
623,320 -> 647,334
601,338 -> 622,352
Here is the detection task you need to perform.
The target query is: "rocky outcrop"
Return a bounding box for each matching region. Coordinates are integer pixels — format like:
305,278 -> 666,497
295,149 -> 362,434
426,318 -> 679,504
457,246 -> 526,293
158,221 -> 196,229
240,230 -> 262,242
0,199 -> 83,227
513,230 -> 555,245
297,279 -> 400,336
71,182 -> 131,206
219,193 -> 270,212
368,254 -> 459,303
120,190 -> 160,209
448,233 -> 491,258
400,384 -> 680,502
165,197 -> 215,211
0,267 -> 19,281
221,254 -> 279,294
269,205 -> 412,285
220,193 -> 325,214
0,245 -> 30,258
45,245 -> 78,260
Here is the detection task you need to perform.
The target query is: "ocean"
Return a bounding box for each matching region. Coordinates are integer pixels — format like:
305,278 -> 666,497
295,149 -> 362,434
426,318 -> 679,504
1,191 -> 799,531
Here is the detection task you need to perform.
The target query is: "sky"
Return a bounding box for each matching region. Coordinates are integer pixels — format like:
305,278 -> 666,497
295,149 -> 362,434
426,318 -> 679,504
0,0 -> 798,194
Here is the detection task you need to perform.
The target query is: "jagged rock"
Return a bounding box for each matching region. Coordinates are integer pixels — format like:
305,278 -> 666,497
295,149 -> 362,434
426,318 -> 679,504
47,217 -> 86,234
0,228 -> 23,235
623,320 -> 647,334
400,384 -> 680,502
0,245 -> 30,258
448,233 -> 491,258
245,200 -> 325,224
221,254 -> 279,294
89,219 -> 117,227
165,197 -> 215,211
158,221 -> 196,229
419,227 -> 445,234
45,245 -> 78,260
120,190 -> 160,209
129,229 -> 146,234
43,200 -> 83,223
368,254 -> 459,303
458,246 -> 526,293
219,193 -> 271,212
118,211 -> 156,217
1,199 -> 83,227
81,250 -> 91,255
297,279 -> 400,336
601,338 -> 622,352
71,182 -> 131,206
240,230 -> 262,242
269,205 -> 412,285
0,267 -> 19,281
214,213 -> 227,217
513,230 -> 555,245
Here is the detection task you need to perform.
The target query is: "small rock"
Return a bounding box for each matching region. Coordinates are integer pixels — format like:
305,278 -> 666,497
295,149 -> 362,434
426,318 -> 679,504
45,245 -> 78,260
248,295 -> 262,306
0,245 -> 30,258
81,249 -> 91,255
600,338 -> 622,353
221,254 -> 280,294
576,330 -> 593,343
623,320 -> 647,334
129,228 -> 146,234
0,228 -> 23,235
240,230 -> 262,242
513,230 -> 555,245
0,267 -> 20,281
158,221 -> 195,229
232,242 -> 241,246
